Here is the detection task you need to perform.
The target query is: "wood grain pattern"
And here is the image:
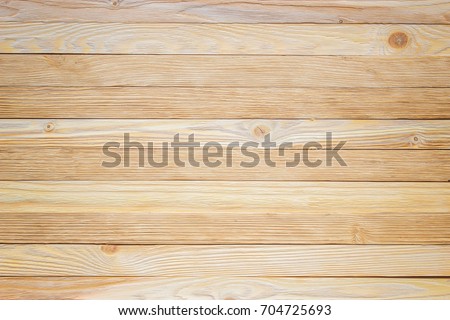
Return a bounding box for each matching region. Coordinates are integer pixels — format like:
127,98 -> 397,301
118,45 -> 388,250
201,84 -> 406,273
1,147 -> 448,181
1,87 -> 449,119
1,182 -> 448,244
2,181 -> 447,215
1,212 -> 448,244
1,245 -> 449,276
0,0 -> 448,24
1,0 -> 449,301
1,55 -> 448,87
1,277 -> 449,300
1,23 -> 448,55
0,119 -> 448,149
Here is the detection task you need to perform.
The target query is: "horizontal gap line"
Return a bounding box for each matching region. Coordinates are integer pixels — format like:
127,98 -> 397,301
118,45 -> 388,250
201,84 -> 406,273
2,147 -> 449,150
0,180 -> 447,183
0,22 -> 448,25
1,86 -> 448,89
0,180 -> 446,183
0,276 -> 449,280
2,53 -> 450,56
2,118 -> 450,120
5,275 -> 450,279
1,243 -> 449,246
1,85 -> 449,89
1,53 -> 449,57
1,86 -> 450,89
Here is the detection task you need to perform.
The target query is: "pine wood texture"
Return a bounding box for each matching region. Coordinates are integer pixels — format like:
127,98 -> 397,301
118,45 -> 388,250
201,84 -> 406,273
1,55 -> 449,87
1,245 -> 449,277
0,0 -> 449,300
1,23 -> 448,55
0,182 -> 448,244
2,212 -> 448,244
0,0 -> 448,23
0,119 -> 449,149
2,181 -> 447,214
0,147 -> 449,181
1,277 -> 449,300
1,87 -> 448,119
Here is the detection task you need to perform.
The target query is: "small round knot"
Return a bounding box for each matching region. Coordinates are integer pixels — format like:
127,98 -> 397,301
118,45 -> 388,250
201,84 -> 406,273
252,125 -> 271,139
101,245 -> 118,255
388,32 -> 408,49
44,122 -> 55,132
411,135 -> 421,146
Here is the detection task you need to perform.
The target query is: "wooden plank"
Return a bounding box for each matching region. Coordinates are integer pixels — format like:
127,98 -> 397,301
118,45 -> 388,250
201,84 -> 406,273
0,119 -> 449,149
1,181 -> 448,244
2,181 -> 447,215
0,245 -> 448,276
1,23 -> 449,55
1,277 -> 449,300
1,87 -> 448,119
0,147 -> 448,181
0,1 -> 448,24
0,55 -> 448,87
1,212 -> 448,244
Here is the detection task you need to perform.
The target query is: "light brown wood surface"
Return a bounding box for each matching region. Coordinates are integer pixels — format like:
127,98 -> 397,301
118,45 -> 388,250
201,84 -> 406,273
1,244 -> 449,276
1,55 -> 449,87
1,87 -> 449,119
1,212 -> 448,244
1,0 -> 448,24
0,0 -> 449,300
0,181 -> 448,244
1,277 -> 449,300
1,147 -> 448,181
1,23 -> 448,55
2,181 -> 447,214
0,119 -> 449,149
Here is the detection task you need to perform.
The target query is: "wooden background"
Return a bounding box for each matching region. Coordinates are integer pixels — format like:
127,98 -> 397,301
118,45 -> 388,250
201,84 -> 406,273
0,0 -> 449,299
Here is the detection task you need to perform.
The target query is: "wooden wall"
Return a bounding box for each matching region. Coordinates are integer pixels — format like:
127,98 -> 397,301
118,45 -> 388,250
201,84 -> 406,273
0,0 -> 449,299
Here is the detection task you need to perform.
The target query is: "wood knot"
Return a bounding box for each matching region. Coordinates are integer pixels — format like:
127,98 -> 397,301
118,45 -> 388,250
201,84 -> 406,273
44,122 -> 55,132
411,135 -> 421,146
352,225 -> 367,244
388,32 -> 408,49
252,125 -> 270,139
101,245 -> 118,255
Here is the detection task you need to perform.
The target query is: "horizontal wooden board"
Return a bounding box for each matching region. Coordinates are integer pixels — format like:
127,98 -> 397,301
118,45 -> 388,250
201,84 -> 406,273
1,55 -> 448,87
1,119 -> 449,149
0,0 -> 448,24
1,245 -> 449,276
1,277 -> 449,300
0,147 -> 448,181
2,181 -> 447,215
1,181 -> 448,244
1,212 -> 448,244
1,87 -> 449,119
1,23 -> 449,55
